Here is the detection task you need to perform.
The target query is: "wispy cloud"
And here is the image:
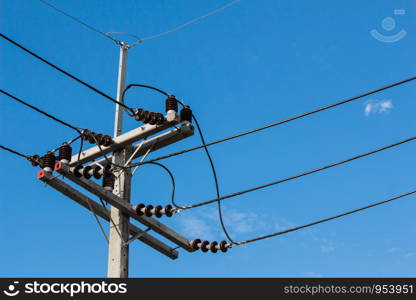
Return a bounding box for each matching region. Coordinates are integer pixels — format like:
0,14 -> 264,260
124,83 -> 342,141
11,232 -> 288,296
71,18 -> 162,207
179,216 -> 215,240
364,100 -> 393,116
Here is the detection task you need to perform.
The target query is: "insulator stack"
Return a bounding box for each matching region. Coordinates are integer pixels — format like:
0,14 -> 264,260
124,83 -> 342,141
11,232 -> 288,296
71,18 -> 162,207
58,143 -> 72,163
41,152 -> 56,172
134,108 -> 165,125
102,168 -> 115,191
180,106 -> 192,123
190,239 -> 229,253
134,204 -> 174,218
82,130 -> 113,147
165,95 -> 178,113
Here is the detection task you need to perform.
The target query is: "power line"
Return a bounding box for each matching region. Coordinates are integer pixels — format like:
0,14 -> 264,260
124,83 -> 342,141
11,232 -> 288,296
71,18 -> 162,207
0,33 -> 134,113
0,89 -> 82,134
136,76 -> 416,165
234,189 -> 416,246
132,0 -> 241,46
175,135 -> 416,210
37,0 -> 122,45
0,144 -> 40,165
0,144 -> 31,160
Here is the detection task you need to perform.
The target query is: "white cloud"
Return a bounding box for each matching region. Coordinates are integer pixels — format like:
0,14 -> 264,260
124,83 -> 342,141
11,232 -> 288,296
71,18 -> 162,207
320,245 -> 335,253
179,216 -> 215,240
364,100 -> 393,116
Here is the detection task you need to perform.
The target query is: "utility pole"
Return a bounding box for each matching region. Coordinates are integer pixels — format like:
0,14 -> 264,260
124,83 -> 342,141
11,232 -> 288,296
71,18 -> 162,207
108,42 -> 130,278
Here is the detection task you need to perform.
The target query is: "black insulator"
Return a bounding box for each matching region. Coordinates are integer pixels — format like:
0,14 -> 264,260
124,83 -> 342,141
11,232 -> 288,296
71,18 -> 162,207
87,133 -> 96,144
165,95 -> 178,113
134,108 -> 144,122
82,165 -> 92,179
144,205 -> 153,217
200,240 -> 210,253
154,205 -> 163,218
155,113 -> 165,125
142,110 -> 152,123
92,165 -> 102,179
135,203 -> 145,216
149,112 -> 158,125
191,239 -> 202,250
82,129 -> 92,141
73,165 -> 84,177
31,154 -> 40,167
219,240 -> 228,253
58,143 -> 72,162
102,169 -> 115,190
102,135 -> 113,147
164,204 -> 173,217
94,133 -> 104,145
42,152 -> 56,170
210,241 -> 218,253
180,106 -> 192,123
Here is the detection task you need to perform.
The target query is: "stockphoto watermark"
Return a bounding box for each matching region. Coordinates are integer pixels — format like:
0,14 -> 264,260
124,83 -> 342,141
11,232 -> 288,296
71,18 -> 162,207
2,280 -> 127,297
370,9 -> 407,43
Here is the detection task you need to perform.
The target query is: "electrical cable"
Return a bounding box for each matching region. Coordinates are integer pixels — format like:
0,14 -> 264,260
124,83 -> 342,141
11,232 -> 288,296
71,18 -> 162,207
0,89 -> 83,134
234,189 -> 416,246
191,115 -> 236,244
37,0 -> 122,46
131,0 -> 241,47
0,33 -> 135,114
176,135 -> 416,210
0,144 -> 36,162
136,76 -> 416,165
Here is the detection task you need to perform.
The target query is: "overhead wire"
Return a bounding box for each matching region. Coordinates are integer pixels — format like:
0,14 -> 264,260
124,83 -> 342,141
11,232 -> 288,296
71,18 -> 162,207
234,189 -> 416,246
37,0 -> 122,46
175,135 -> 416,210
0,89 -> 83,134
0,33 -> 135,114
0,144 -> 39,164
134,76 -> 416,165
131,0 -> 241,47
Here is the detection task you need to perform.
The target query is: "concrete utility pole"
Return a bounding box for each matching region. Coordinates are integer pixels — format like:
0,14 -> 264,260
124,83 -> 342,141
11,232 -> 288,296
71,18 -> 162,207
108,42 -> 130,278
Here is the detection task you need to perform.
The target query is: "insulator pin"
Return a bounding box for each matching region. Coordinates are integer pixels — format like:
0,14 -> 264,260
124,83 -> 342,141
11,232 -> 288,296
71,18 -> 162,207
102,168 -> 115,190
165,95 -> 178,113
58,143 -> 72,163
180,106 -> 192,123
42,152 -> 56,172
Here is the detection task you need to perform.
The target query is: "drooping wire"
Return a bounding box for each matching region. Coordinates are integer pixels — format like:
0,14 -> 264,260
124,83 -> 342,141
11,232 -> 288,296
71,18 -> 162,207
136,76 -> 416,165
37,0 -> 122,46
176,135 -> 416,210
0,89 -> 83,135
130,0 -> 242,47
0,33 -> 135,114
191,115 -> 236,244
122,83 -> 235,243
234,189 -> 416,246
135,161 -> 176,207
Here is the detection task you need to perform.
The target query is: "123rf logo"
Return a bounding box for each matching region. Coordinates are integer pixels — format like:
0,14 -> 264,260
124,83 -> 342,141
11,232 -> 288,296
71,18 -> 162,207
3,281 -> 127,297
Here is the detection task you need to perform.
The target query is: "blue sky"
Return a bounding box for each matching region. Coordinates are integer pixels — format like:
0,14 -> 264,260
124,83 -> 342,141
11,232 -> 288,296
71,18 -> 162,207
1,0 -> 416,277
